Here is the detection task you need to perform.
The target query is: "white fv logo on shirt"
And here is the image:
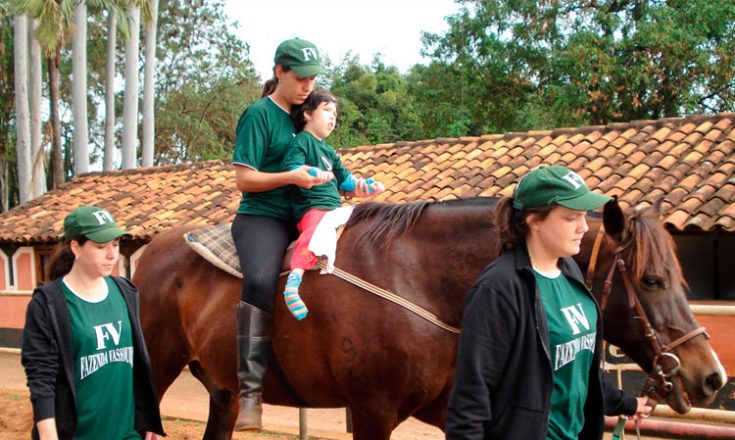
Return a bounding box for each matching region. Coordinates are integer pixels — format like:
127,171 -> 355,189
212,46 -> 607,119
560,304 -> 590,335
93,321 -> 122,350
91,210 -> 114,225
300,47 -> 318,61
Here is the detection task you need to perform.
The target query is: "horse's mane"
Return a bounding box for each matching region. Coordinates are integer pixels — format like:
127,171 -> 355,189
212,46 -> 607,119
625,207 -> 687,290
346,197 -> 496,250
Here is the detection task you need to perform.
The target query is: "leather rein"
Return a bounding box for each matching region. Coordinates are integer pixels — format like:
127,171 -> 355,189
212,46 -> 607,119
585,226 -> 709,404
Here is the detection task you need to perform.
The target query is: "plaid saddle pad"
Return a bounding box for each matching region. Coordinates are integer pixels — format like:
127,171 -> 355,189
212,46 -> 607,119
184,224 -> 298,279
184,224 -> 243,278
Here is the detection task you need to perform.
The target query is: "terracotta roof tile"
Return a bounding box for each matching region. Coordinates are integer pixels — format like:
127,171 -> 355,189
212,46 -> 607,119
683,131 -> 704,145
680,122 -> 698,134
695,120 -> 714,134
651,127 -> 672,142
2,114 -> 735,242
704,129 -> 722,142
695,139 -> 715,154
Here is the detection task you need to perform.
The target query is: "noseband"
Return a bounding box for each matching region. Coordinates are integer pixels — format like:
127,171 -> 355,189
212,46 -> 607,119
585,226 -> 709,403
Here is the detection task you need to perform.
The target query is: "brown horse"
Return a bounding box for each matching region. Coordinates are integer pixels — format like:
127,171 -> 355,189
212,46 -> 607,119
134,197 -> 725,439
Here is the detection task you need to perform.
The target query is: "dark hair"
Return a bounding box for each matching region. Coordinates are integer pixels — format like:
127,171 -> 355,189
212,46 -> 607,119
47,237 -> 89,281
261,64 -> 292,97
290,88 -> 338,132
493,197 -> 555,257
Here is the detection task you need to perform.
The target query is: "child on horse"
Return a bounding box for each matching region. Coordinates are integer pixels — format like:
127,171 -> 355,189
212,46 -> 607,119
281,88 -> 385,320
231,38 -> 376,430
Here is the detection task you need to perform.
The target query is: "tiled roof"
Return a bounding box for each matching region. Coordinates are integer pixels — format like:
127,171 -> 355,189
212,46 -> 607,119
1,113 -> 734,243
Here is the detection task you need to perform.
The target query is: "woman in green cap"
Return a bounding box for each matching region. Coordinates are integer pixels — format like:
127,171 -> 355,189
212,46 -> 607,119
230,38 -> 373,430
445,166 -> 653,439
21,206 -> 164,440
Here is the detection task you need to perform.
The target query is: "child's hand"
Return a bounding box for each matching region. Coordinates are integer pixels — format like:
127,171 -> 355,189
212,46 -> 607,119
309,167 -> 335,183
291,166 -> 333,189
369,180 -> 385,195
353,178 -> 383,197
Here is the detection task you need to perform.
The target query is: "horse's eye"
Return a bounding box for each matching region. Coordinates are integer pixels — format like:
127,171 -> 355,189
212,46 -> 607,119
642,276 -> 663,288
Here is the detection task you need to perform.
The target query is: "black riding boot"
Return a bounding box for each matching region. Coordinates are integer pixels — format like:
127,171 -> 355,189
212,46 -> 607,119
234,301 -> 271,431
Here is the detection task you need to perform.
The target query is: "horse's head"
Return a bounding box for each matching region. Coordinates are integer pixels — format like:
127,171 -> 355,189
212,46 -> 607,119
589,199 -> 726,413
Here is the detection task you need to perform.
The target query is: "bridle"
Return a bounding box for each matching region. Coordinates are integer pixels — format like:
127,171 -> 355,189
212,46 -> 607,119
585,225 -> 709,404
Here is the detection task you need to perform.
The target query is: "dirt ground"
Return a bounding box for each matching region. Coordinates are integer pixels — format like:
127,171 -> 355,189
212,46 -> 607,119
1,351 -> 726,440
0,351 -> 438,439
0,387 -> 308,440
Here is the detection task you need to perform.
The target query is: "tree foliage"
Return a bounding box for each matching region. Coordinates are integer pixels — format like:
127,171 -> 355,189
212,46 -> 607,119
5,0 -> 735,207
151,0 -> 260,163
328,54 -> 422,148
420,0 -> 735,133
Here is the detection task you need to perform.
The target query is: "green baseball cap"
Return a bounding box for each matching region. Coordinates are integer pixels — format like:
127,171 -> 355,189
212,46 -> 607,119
274,38 -> 326,78
512,165 -> 612,211
63,206 -> 130,243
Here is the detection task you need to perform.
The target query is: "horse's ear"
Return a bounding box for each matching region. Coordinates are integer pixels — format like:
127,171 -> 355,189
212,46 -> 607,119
648,197 -> 665,218
603,197 -> 626,242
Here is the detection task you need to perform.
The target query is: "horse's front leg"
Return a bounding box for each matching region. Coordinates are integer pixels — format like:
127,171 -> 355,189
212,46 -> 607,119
188,361 -> 239,440
202,394 -> 238,440
349,406 -> 399,440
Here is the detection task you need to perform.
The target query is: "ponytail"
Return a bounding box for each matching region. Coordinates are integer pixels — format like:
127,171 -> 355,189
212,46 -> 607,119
493,197 -> 553,258
261,64 -> 292,97
47,237 -> 88,281
261,78 -> 278,97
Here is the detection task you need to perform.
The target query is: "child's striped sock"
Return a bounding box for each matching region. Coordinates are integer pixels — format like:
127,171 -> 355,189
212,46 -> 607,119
284,271 -> 308,320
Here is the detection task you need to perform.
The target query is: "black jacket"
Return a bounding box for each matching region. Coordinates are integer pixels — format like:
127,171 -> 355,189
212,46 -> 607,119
445,245 -> 637,440
21,276 -> 165,439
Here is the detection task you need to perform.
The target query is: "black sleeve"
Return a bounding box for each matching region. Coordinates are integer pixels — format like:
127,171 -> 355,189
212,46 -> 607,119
21,293 -> 60,423
445,283 -> 519,439
600,369 -> 638,416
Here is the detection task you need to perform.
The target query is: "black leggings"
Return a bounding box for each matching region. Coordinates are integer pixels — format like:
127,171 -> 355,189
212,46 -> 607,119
231,214 -> 298,312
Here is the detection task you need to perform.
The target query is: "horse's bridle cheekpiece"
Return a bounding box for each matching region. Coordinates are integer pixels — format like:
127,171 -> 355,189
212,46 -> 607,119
585,225 -> 709,405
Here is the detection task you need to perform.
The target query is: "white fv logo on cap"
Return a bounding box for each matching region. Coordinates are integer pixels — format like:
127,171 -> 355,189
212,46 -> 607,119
91,210 -> 114,225
561,171 -> 585,189
300,47 -> 318,61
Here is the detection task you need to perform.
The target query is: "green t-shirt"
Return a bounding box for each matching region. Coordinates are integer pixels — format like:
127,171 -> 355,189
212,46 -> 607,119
233,96 -> 295,220
534,271 -> 598,440
281,131 -> 353,221
63,277 -> 138,440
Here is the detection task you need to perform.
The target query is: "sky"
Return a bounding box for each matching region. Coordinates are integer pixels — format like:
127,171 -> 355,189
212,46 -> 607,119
222,0 -> 460,81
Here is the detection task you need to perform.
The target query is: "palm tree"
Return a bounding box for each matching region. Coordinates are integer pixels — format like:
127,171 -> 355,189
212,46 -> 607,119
71,0 -> 89,175
121,1 -> 140,169
97,0 -> 133,171
13,13 -> 32,204
141,0 -> 157,167
17,0 -> 74,188
103,4 -> 118,171
28,17 -> 47,197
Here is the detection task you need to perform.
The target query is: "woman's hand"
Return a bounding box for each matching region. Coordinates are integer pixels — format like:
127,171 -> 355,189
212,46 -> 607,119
290,166 -> 333,189
630,396 -> 655,420
36,418 -> 59,440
